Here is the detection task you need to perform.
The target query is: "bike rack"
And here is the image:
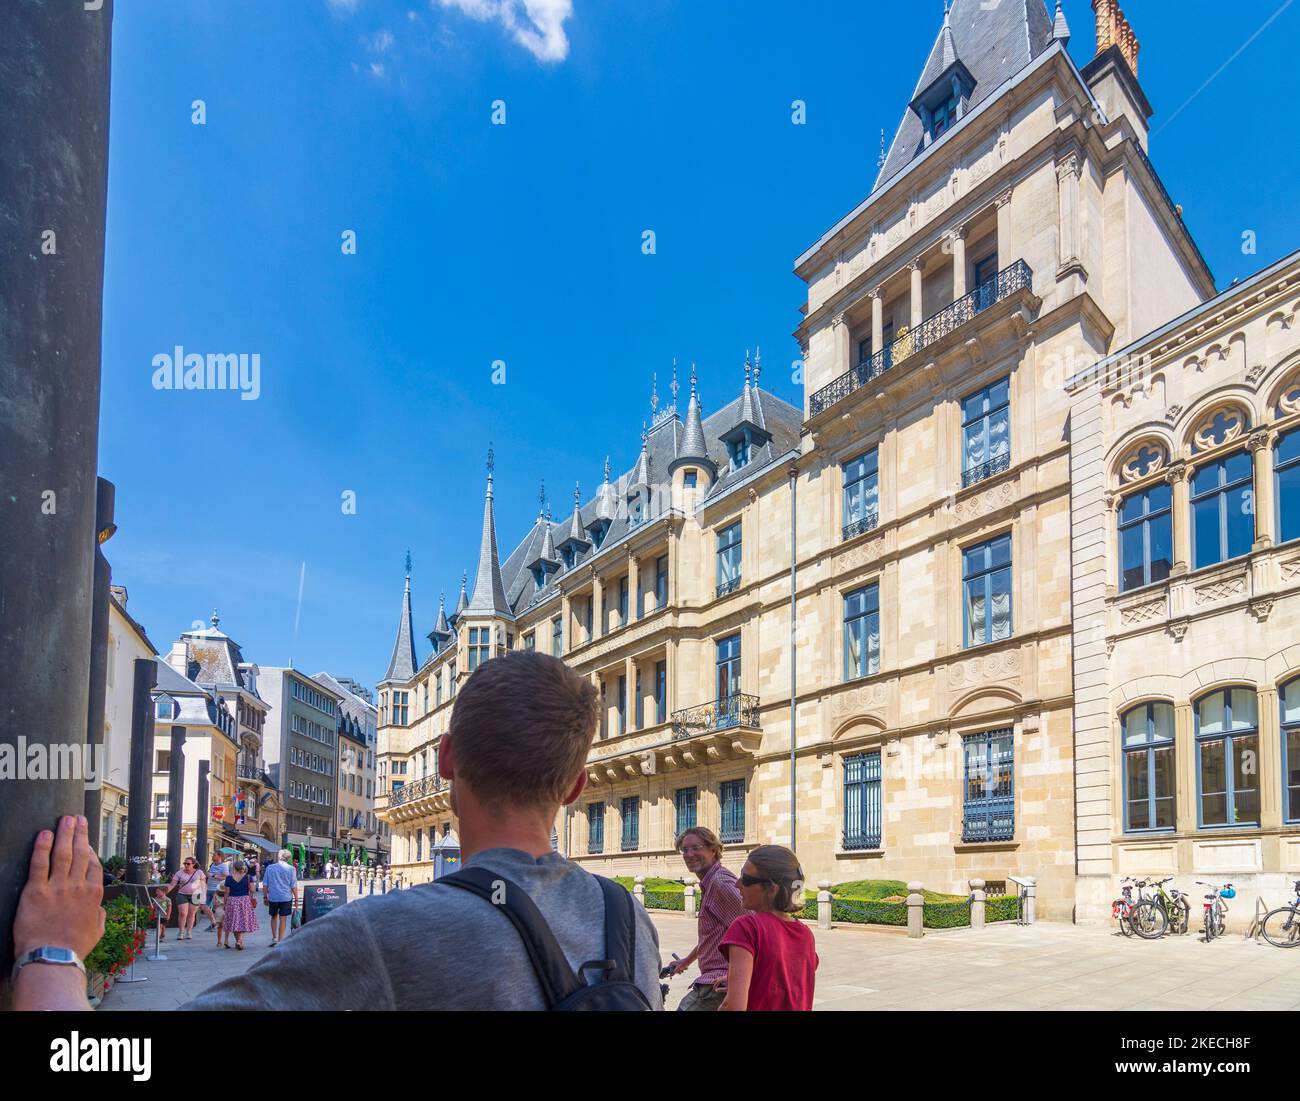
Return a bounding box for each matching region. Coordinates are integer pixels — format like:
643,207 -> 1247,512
1246,896 -> 1267,942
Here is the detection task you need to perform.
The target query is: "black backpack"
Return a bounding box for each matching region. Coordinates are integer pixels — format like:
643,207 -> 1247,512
438,866 -> 655,1011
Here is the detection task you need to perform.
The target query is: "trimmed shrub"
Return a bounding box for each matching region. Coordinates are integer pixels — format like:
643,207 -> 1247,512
923,900 -> 972,929
986,894 -> 1019,922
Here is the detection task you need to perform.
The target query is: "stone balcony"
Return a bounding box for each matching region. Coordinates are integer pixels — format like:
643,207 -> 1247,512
385,774 -> 450,823
808,259 -> 1034,420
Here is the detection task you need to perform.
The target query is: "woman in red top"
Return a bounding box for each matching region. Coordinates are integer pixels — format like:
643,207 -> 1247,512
719,845 -> 818,1011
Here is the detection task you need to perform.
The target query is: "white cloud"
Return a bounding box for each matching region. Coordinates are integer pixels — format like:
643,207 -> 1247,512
370,29 -> 395,52
437,0 -> 573,63
327,0 -> 361,13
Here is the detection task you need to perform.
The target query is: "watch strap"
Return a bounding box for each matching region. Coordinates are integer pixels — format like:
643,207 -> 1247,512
11,946 -> 87,984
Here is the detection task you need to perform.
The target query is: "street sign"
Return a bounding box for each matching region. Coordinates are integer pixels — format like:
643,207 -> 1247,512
302,883 -> 348,925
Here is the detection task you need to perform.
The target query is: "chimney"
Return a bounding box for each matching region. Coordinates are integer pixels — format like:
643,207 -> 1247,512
1092,0 -> 1139,76
166,640 -> 189,676
110,584 -> 128,608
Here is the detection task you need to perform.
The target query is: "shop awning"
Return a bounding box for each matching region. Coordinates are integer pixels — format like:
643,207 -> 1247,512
238,833 -> 281,854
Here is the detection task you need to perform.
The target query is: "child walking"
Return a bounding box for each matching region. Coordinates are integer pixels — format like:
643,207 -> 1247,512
719,844 -> 819,1011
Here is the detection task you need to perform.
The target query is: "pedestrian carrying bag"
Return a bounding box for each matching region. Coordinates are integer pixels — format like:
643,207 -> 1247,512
439,867 -> 653,1011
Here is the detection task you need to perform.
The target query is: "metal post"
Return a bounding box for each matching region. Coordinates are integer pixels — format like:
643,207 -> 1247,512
165,726 -> 187,876
196,761 -> 210,867
84,478 -> 116,852
126,659 -> 158,887
0,0 -> 114,982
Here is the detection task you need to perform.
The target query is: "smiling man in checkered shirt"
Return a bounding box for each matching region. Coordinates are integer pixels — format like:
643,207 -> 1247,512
669,826 -> 744,1011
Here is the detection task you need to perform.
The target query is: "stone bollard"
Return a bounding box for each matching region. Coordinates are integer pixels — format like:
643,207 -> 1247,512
633,875 -> 645,907
969,879 -> 986,930
817,880 -> 833,930
906,881 -> 924,939
684,875 -> 698,917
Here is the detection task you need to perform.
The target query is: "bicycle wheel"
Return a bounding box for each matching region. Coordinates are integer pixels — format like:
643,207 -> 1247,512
1261,907 -> 1300,948
1204,907 -> 1218,941
1131,900 -> 1168,939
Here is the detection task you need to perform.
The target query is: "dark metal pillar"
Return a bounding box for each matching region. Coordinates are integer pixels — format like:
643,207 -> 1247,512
165,727 -> 187,874
84,478 -> 116,851
196,761 -> 210,867
126,660 -> 157,886
0,0 -> 115,975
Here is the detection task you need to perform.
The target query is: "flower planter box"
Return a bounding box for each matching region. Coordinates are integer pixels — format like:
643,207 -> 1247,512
88,971 -> 109,1005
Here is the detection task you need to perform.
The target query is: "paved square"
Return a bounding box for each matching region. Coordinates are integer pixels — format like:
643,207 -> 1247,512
100,890 -> 1300,1011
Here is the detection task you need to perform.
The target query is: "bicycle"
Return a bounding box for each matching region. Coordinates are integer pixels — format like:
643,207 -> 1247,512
1196,881 -> 1235,941
1260,880 -> 1300,947
1112,877 -> 1138,937
1126,879 -> 1169,939
1132,876 -> 1190,939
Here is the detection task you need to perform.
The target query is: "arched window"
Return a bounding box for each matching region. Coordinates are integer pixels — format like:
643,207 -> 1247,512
1195,688 -> 1259,828
1191,451 -> 1253,568
1121,702 -> 1175,832
1281,678 -> 1300,823
1118,482 -> 1172,592
1276,429 -> 1300,546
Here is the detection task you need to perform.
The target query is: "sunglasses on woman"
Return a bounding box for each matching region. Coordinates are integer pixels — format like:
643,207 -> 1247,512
738,872 -> 772,887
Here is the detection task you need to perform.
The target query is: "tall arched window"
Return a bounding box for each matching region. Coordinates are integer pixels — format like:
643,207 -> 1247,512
1282,678 -> 1300,823
1118,483 -> 1172,592
1195,688 -> 1259,828
1191,451 -> 1254,568
1121,702 -> 1175,832
1276,429 -> 1300,546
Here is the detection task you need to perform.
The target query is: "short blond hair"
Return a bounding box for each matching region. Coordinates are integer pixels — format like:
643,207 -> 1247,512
448,651 -> 598,812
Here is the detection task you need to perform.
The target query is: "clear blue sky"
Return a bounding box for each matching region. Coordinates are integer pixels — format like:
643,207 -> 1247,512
99,0 -> 1300,690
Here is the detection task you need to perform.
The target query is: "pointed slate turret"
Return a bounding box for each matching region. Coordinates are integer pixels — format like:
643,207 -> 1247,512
586,457 -> 616,547
669,363 -> 718,480
382,558 -> 418,684
466,446 -> 514,619
629,425 -> 653,492
428,590 -> 452,653
557,482 -> 590,567
452,570 -> 469,621
1052,0 -> 1070,42
876,0 -> 1056,188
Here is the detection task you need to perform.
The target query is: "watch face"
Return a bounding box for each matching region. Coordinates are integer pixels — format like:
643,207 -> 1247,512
40,947 -> 76,964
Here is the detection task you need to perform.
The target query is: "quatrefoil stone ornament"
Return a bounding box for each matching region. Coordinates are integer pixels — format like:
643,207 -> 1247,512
1121,443 -> 1166,482
1193,408 -> 1245,452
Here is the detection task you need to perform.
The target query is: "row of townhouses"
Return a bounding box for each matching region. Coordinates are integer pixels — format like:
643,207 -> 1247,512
373,0 -> 1300,922
100,592 -> 388,872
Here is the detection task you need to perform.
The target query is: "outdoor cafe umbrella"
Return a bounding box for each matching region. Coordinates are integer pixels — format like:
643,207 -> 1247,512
218,847 -> 239,854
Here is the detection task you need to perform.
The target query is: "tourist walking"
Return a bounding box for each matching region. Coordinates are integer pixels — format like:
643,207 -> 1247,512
221,859 -> 258,949
203,853 -> 231,931
719,845 -> 818,1012
263,848 -> 299,947
166,857 -> 206,941
668,826 -> 743,1011
211,881 -> 228,947
152,887 -> 173,941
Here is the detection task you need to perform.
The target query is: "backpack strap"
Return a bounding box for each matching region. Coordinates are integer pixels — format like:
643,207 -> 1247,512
593,875 -> 637,983
438,867 -> 584,1007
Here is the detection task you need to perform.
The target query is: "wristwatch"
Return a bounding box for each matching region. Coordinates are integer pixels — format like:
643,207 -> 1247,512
11,946 -> 86,984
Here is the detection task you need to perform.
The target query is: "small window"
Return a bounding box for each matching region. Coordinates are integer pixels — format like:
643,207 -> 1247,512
961,378 -> 1011,486
962,534 -> 1012,647
620,796 -> 640,851
674,787 -> 697,836
720,779 -> 746,844
716,522 -> 742,597
843,751 -> 881,850
683,470 -> 697,488
843,584 -> 881,681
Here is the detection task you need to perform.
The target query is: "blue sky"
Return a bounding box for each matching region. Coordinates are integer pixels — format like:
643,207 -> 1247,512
99,0 -> 1300,689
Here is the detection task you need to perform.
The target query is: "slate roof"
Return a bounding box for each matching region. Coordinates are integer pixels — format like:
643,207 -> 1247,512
381,575 -> 418,683
876,0 -> 1056,188
179,613 -> 262,701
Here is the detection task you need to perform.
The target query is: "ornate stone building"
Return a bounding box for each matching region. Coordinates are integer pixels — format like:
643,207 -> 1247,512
375,0 -> 1280,922
1069,249 -> 1300,924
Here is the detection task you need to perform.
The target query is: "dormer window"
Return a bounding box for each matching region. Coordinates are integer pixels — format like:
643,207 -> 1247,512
727,432 -> 754,469
562,545 -> 576,569
930,94 -> 958,140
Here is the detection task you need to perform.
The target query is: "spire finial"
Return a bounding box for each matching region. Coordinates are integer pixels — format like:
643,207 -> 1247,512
744,349 -> 752,387
878,127 -> 886,171
574,481 -> 581,506
603,455 -> 611,482
651,372 -> 659,415
211,608 -> 220,628
754,346 -> 762,385
671,359 -> 679,403
404,551 -> 412,579
642,420 -> 649,447
460,569 -> 467,594
486,442 -> 494,475
538,479 -> 546,516
439,588 -> 445,608
690,362 -> 698,394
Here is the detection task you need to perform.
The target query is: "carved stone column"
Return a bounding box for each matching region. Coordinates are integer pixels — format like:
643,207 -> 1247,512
628,552 -> 641,622
950,225 -> 968,301
996,189 -> 1014,267
871,287 -> 884,354
1165,463 -> 1190,576
831,312 -> 851,378
909,258 -> 924,329
1248,429 -> 1275,550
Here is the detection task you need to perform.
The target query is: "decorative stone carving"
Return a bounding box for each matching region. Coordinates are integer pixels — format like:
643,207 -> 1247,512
830,682 -> 887,721
947,648 -> 1021,688
1193,576 -> 1246,605
1280,556 -> 1300,581
953,478 -> 1017,523
1119,442 -> 1167,483
1119,598 -> 1165,625
1248,597 -> 1274,622
837,534 -> 886,572
1191,406 -> 1247,453
1247,429 -> 1271,453
1167,619 -> 1189,642
1164,404 -> 1183,424
1279,377 -> 1300,417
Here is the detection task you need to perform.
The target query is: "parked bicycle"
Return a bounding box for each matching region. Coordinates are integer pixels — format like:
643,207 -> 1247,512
1260,880 -> 1300,947
1112,877 -> 1138,936
1132,876 -> 1190,939
1196,880 -> 1235,941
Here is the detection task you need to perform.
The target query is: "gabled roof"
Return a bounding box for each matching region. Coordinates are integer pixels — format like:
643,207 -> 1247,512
876,0 -> 1056,188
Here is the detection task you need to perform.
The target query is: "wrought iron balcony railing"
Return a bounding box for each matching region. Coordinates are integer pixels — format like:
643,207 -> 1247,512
842,510 -> 880,542
809,259 -> 1034,418
237,764 -> 264,782
842,830 -> 882,852
388,775 -> 447,808
715,575 -> 741,599
671,693 -> 760,740
961,450 -> 1011,488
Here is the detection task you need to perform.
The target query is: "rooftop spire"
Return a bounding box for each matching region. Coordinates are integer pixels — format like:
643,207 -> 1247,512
453,570 -> 468,617
1052,0 -> 1070,42
670,361 -> 716,479
466,443 -> 514,619
382,563 -> 418,683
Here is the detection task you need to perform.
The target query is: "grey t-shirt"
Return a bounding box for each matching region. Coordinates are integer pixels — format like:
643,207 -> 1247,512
180,848 -> 663,1010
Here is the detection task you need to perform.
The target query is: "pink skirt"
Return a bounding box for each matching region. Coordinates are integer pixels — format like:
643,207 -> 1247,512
223,895 -> 258,933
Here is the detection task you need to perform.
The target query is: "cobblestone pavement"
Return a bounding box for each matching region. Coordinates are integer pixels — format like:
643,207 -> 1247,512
101,887 -> 1300,1011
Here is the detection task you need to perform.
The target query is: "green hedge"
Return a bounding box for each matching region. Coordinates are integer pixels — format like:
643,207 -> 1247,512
986,894 -> 1019,922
